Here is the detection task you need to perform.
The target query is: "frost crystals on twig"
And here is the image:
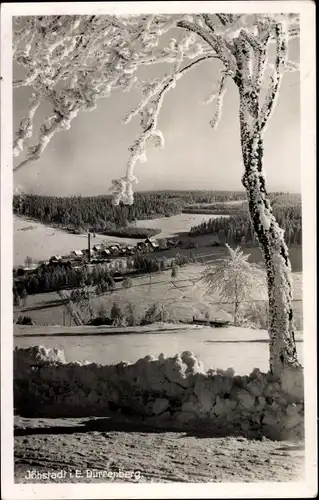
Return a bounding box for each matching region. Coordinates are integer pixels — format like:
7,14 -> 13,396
204,72 -> 228,130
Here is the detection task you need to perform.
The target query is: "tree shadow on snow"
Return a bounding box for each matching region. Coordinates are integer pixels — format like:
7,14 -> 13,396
15,416 -> 176,437
14,414 -> 268,441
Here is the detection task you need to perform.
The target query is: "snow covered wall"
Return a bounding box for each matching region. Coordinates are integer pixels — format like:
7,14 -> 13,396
14,346 -> 304,440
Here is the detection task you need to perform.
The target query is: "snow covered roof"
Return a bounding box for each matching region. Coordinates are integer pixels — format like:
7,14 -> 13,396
22,265 -> 38,271
146,238 -> 159,247
71,250 -> 83,256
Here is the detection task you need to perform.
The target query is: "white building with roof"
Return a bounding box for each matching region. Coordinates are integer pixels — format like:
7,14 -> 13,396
71,250 -> 84,258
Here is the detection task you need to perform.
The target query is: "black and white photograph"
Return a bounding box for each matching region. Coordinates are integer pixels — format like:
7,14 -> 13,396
1,2 -> 317,499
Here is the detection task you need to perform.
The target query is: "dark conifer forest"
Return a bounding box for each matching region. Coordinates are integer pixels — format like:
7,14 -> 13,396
13,191 -> 301,246
189,204 -> 302,246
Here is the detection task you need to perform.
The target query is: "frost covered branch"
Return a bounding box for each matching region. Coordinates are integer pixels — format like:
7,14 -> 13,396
258,22 -> 289,132
201,244 -> 266,324
13,13 -> 300,191
13,92 -> 42,158
111,53 -> 218,205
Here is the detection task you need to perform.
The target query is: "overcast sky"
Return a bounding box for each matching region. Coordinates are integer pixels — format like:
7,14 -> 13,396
13,34 -> 300,196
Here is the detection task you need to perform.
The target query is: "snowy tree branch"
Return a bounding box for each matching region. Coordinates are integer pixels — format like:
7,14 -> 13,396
13,14 -> 300,185
258,22 -> 288,132
111,53 -> 219,205
13,92 -> 42,158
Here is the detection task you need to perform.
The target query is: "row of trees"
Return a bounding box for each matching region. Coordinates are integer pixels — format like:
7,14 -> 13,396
183,193 -> 299,215
154,190 -> 248,205
13,191 -> 290,233
99,226 -> 161,238
183,203 -> 248,215
13,264 -> 117,301
190,205 -> 302,246
13,190 -> 251,228
13,251 -> 195,304
91,301 -> 171,327
13,255 -> 169,299
13,192 -> 182,230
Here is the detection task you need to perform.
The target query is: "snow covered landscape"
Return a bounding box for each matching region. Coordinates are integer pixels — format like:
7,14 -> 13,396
3,6 -> 315,497
14,215 -> 144,266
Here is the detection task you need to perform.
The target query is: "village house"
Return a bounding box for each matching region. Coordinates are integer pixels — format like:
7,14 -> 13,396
49,255 -> 62,262
109,245 -> 120,255
145,237 -> 160,250
71,250 -> 84,258
19,264 -> 38,276
100,248 -> 111,256
92,244 -> 103,252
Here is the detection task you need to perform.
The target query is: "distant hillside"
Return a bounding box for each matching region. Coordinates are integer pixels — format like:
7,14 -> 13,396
13,190 -> 298,232
189,195 -> 302,247
269,192 -> 302,207
12,192 -> 182,233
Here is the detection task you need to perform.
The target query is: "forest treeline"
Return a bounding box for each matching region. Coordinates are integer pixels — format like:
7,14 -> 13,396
189,204 -> 302,246
13,191 -> 301,245
183,202 -> 248,215
13,191 -> 250,231
13,252 -> 194,302
13,193 -> 180,230
13,254 -> 176,300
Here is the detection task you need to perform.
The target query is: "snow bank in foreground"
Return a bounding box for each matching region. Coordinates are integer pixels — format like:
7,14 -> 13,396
14,346 -> 304,441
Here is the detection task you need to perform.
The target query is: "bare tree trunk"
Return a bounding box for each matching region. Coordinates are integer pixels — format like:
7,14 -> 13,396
234,279 -> 239,326
234,300 -> 239,326
238,98 -> 301,378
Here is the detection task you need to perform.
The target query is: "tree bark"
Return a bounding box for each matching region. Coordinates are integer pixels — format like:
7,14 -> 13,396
234,280 -> 239,326
234,300 -> 239,326
238,95 -> 301,377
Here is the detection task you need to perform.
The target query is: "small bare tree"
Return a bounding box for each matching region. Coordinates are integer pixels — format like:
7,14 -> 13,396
202,244 -> 266,325
70,287 -> 95,323
122,277 -> 133,289
171,263 -> 178,279
24,256 -> 33,267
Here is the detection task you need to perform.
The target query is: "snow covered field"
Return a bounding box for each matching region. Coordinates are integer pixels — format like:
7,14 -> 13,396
14,214 -> 224,265
14,325 -> 303,375
14,215 -> 143,266
130,213 -> 228,239
14,415 -> 305,483
14,261 -> 303,329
